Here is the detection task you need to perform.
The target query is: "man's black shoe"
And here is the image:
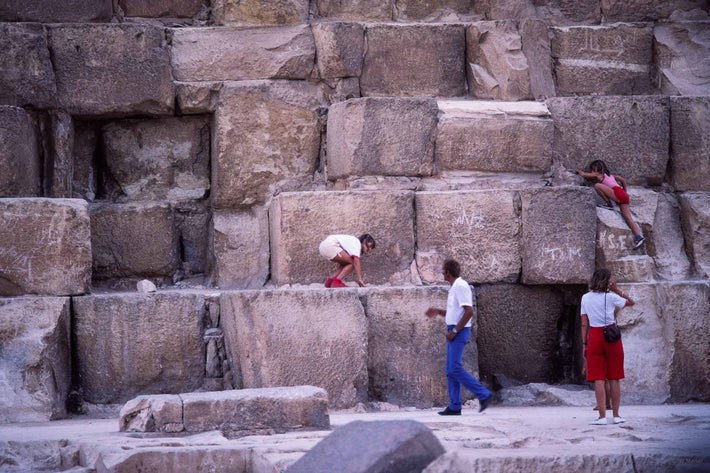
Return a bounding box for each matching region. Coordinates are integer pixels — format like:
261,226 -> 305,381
478,395 -> 492,413
438,407 -> 461,416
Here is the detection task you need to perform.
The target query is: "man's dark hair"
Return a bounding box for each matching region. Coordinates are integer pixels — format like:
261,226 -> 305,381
443,259 -> 461,278
359,234 -> 376,249
589,268 -> 611,292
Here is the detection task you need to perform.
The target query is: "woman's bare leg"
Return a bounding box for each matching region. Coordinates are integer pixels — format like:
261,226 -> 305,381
619,204 -> 641,236
594,380 -> 607,418
609,379 -> 621,418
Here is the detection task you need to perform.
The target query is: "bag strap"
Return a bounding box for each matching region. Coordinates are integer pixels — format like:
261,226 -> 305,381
604,292 -> 607,326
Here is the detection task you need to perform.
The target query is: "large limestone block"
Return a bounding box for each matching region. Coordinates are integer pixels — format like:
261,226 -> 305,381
47,111 -> 75,199
327,98 -> 437,179
314,0 -> 393,21
670,97 -> 710,191
519,19 -> 556,100
176,81 -> 222,114
48,24 -> 173,116
286,420 -> 445,473
657,282 -> 710,402
182,387 -> 329,436
0,199 -> 91,296
0,24 -> 56,108
601,0 -> 709,22
547,96 -> 670,185
361,24 -> 466,97
175,201 -> 210,275
171,26 -> 315,81
435,100 -> 552,173
654,22 -> 710,96
652,193 -> 693,280
270,191 -> 415,286
119,0 -> 203,17
73,292 -> 207,403
212,81 -> 322,209
0,297 -> 70,422
90,203 -> 179,280
521,187 -> 596,284
102,116 -> 210,202
0,0 -> 112,22
484,0 -> 602,23
211,208 -> 270,289
416,191 -> 521,284
551,24 -> 654,96
467,21 -> 532,101
394,0 -> 479,21
313,23 -> 365,79
220,289 -> 368,408
616,283 -> 672,404
0,107 -> 40,197
120,394 -> 183,432
365,286 -> 472,407
679,192 -> 710,278
213,0 -> 308,25
476,284 -> 564,383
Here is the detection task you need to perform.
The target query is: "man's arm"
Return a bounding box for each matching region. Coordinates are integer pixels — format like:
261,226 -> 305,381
446,305 -> 474,342
580,314 -> 589,375
353,257 -> 365,287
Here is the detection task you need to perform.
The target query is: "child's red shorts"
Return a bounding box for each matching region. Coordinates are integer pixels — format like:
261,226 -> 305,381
613,186 -> 630,205
586,326 -> 625,381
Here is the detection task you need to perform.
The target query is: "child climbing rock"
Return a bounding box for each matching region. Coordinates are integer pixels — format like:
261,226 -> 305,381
318,234 -> 376,288
577,160 -> 645,250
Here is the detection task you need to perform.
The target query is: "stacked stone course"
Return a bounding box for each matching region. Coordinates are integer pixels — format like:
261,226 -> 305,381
0,0 -> 709,430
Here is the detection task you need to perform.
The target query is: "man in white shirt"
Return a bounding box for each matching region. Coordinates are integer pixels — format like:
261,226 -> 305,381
426,259 -> 492,415
318,234 -> 376,288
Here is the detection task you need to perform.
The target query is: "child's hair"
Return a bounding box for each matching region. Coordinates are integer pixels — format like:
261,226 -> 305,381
589,160 -> 610,176
589,268 -> 611,292
359,234 -> 376,249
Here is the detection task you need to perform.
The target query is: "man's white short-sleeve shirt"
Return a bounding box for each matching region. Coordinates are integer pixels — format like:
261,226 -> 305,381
446,277 -> 473,327
333,235 -> 361,258
580,291 -> 627,327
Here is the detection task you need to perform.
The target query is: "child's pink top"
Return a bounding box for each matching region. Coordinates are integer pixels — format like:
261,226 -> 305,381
601,173 -> 620,188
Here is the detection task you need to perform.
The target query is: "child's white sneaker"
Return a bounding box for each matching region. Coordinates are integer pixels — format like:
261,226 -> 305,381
590,418 -> 608,425
613,416 -> 626,424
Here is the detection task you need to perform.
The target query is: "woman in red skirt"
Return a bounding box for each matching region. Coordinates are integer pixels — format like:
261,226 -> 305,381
580,268 -> 636,425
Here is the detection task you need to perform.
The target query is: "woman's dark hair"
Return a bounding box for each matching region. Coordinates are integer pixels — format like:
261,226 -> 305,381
589,268 -> 611,292
359,234 -> 376,249
443,259 -> 461,278
589,160 -> 610,176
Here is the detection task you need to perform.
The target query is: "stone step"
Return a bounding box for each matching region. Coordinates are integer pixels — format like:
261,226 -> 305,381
119,386 -> 330,438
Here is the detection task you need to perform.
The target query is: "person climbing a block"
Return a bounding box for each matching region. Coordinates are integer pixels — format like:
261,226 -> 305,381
319,234 -> 376,288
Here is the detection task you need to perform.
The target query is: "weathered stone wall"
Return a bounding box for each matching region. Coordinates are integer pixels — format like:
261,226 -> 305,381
0,0 -> 708,421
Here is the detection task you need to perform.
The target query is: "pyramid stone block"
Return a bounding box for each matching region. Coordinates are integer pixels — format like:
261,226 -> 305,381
654,22 -> 710,96
416,191 -> 521,284
313,23 -> 365,79
365,286 -> 468,407
361,24 -> 466,97
547,96 -> 670,186
90,203 -> 179,279
476,284 -> 564,383
670,97 -> 710,191
519,19 -> 556,100
466,21 -> 532,101
171,26 -> 315,81
436,100 -> 552,173
653,193 -> 692,281
485,0 -> 601,23
678,192 -> 710,278
394,0 -> 479,21
211,208 -> 270,289
220,289 -> 368,408
102,116 -> 210,202
327,97 -> 437,180
0,107 -> 41,198
551,24 -> 654,95
314,0 -> 392,21
119,0 -> 203,17
521,187 -> 596,284
0,297 -> 70,422
213,0 -> 308,25
0,23 -> 56,108
0,0 -> 112,22
212,81 -> 322,209
73,292 -> 207,403
0,199 -> 91,296
269,191 -> 415,286
601,0 -> 708,22
48,24 -> 173,115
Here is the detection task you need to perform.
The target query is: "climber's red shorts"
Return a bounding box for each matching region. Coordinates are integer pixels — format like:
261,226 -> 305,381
586,327 -> 625,381
613,186 -> 629,205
